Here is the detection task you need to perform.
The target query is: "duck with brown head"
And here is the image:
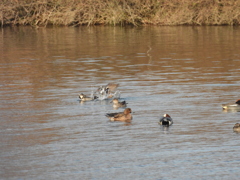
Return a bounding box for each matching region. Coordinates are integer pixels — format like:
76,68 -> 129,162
159,114 -> 173,126
106,108 -> 132,122
233,123 -> 240,132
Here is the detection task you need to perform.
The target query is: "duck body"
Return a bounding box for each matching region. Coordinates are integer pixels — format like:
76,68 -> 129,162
111,98 -> 127,108
95,83 -> 120,100
104,83 -> 119,93
96,83 -> 119,94
159,114 -> 173,126
222,99 -> 240,110
233,123 -> 240,132
106,108 -> 132,122
79,93 -> 98,101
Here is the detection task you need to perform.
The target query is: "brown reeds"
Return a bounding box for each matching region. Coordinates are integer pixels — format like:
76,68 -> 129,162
1,0 -> 240,27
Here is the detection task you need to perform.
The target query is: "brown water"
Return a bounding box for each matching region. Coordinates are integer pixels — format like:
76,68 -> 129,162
1,26 -> 240,180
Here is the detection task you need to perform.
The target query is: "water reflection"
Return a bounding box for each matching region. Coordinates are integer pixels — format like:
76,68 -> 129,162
222,108 -> 240,113
109,121 -> 132,126
233,130 -> 240,134
1,26 -> 240,179
159,126 -> 172,134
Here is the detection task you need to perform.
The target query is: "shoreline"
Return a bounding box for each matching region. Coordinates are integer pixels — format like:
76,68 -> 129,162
1,0 -> 240,27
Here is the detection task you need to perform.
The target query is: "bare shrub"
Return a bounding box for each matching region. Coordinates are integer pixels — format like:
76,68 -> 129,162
1,0 -> 240,26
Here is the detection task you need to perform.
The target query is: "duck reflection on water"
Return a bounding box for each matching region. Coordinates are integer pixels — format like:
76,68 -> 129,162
159,125 -> 171,133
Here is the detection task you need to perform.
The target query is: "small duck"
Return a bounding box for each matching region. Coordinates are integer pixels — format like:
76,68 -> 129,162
79,93 -> 98,101
111,98 -> 127,108
106,108 -> 132,122
159,114 -> 173,126
233,123 -> 240,132
222,99 -> 240,110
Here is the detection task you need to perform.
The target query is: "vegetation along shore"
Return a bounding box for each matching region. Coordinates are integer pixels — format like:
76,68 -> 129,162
1,0 -> 240,27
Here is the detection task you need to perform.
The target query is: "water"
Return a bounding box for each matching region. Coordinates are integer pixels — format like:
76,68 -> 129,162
0,26 -> 240,180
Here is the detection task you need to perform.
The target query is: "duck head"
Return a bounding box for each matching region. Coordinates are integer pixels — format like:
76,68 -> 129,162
233,123 -> 240,128
163,114 -> 171,118
235,99 -> 240,105
124,108 -> 132,115
111,98 -> 119,104
79,93 -> 85,99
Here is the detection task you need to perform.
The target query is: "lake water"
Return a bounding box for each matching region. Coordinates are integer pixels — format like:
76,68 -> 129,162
0,26 -> 240,180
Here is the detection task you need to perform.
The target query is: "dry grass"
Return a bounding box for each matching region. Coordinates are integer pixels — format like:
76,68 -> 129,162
1,0 -> 240,27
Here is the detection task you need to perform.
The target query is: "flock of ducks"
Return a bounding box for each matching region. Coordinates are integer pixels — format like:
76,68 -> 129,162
79,83 -> 240,131
79,83 -> 134,122
79,83 -> 173,126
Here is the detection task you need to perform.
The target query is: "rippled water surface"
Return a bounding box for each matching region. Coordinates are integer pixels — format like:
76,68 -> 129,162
1,26 -> 240,179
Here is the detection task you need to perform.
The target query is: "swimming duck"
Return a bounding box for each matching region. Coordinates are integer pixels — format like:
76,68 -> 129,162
111,98 -> 127,108
159,114 -> 173,126
79,93 -> 98,101
222,99 -> 240,110
233,123 -> 240,132
106,108 -> 132,122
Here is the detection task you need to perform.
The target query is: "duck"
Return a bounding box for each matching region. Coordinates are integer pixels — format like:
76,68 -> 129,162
97,86 -> 109,95
159,114 -> 173,126
106,108 -> 132,122
79,93 -> 98,101
222,99 -> 240,110
95,83 -> 120,100
105,83 -> 119,93
233,123 -> 240,132
111,98 -> 127,108
96,83 -> 119,95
